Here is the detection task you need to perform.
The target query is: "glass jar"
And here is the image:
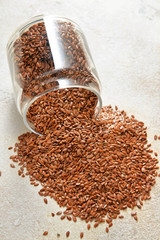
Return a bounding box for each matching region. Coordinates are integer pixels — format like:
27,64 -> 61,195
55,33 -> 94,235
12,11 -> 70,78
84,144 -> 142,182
7,15 -> 102,134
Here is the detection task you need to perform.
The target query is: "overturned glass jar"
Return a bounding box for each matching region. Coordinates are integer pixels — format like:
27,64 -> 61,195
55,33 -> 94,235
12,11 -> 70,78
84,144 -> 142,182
7,15 -> 102,135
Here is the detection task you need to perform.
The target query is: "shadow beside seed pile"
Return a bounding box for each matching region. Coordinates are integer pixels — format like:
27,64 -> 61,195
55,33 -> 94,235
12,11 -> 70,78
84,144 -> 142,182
10,91 -> 159,234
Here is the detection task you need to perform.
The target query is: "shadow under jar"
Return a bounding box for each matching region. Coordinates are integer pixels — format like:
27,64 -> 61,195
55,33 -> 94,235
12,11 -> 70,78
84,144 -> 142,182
7,15 -> 102,135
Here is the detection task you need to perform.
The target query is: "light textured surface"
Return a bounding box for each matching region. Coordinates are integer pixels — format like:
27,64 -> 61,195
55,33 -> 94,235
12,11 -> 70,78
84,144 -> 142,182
0,0 -> 160,239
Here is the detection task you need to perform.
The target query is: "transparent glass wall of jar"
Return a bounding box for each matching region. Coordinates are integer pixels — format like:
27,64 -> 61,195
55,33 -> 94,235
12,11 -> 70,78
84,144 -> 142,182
7,15 -> 102,134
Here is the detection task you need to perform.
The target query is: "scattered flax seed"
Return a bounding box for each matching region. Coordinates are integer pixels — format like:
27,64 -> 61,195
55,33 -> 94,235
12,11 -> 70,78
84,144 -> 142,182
9,102 -> 159,232
154,135 -> 157,140
100,218 -> 105,222
73,216 -> 77,222
51,213 -> 55,217
106,227 -> 109,233
134,215 -> 138,221
158,136 -> 160,140
131,212 -> 136,217
80,232 -> 84,239
34,183 -> 39,186
60,215 -> 65,220
8,147 -> 13,150
67,216 -> 72,221
158,173 -> 160,177
87,224 -> 91,230
137,204 -> 141,209
118,215 -> 124,219
115,106 -> 118,111
139,200 -> 143,206
94,222 -> 99,228
43,231 -> 48,236
12,159 -> 18,163
106,218 -> 112,224
154,152 -> 158,157
56,211 -> 62,216
44,198 -> 48,204
109,222 -> 113,228
66,231 -> 70,237
106,219 -> 110,224
10,163 -> 15,168
57,233 -> 60,237
0,171 -> 1,176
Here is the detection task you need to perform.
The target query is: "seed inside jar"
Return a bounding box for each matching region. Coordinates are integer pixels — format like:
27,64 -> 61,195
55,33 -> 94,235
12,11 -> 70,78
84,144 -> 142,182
12,20 -> 100,135
26,88 -> 97,135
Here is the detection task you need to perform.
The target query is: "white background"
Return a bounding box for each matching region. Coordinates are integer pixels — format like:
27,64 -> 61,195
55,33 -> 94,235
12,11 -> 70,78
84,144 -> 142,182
0,0 -> 160,239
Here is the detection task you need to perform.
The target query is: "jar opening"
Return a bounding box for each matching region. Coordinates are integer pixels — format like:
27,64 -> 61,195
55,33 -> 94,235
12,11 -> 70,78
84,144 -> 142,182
24,86 -> 102,135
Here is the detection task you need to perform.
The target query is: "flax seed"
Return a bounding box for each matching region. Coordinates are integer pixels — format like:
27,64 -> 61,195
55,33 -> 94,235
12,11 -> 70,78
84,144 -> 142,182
66,231 -> 70,237
109,222 -> 113,228
10,163 -> 15,168
106,227 -> 109,233
137,204 -> 141,209
87,224 -> 91,230
118,215 -> 124,219
60,215 -> 65,220
80,232 -> 84,238
131,212 -> 136,216
44,198 -> 48,204
139,200 -> 143,206
43,231 -> 48,236
67,216 -> 72,221
73,216 -> 77,222
154,152 -> 158,157
106,219 -> 110,224
94,222 -> 99,228
34,183 -> 39,186
134,215 -> 138,221
154,135 -> 157,140
56,211 -> 62,216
